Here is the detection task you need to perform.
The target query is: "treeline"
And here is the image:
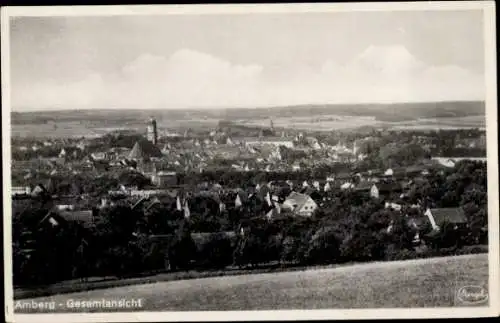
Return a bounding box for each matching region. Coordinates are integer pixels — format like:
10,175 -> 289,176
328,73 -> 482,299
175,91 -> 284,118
12,160 -> 488,287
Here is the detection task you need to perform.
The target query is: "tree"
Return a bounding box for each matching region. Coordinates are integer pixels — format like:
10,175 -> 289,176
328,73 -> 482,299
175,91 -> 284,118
280,235 -> 300,264
304,227 -> 341,265
91,204 -> 144,276
168,222 -> 197,271
378,143 -> 428,168
197,233 -> 234,269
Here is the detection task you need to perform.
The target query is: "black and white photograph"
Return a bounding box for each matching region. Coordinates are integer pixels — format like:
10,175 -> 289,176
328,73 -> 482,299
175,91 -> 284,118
2,2 -> 498,322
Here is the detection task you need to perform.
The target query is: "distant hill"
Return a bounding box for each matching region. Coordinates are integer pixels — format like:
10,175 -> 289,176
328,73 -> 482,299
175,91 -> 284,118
218,101 -> 486,122
11,101 -> 485,125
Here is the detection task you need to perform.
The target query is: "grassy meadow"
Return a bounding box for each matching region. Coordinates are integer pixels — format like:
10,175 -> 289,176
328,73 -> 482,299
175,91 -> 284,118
18,254 -> 488,312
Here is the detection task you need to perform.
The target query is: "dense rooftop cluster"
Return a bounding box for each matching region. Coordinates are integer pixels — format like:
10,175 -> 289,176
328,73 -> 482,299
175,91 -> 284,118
11,122 -> 488,286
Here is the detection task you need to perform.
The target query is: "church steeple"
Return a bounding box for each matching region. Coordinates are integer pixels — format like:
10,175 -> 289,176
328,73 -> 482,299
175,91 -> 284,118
147,117 -> 158,145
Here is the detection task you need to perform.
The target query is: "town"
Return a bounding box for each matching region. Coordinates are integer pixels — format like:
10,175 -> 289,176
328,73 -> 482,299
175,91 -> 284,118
11,117 -> 488,287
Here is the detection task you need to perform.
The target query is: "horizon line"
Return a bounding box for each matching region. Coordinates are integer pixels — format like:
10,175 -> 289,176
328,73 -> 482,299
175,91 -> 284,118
10,99 -> 486,114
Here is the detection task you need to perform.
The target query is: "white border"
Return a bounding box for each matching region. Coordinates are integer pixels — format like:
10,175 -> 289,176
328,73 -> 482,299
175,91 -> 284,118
2,2 -> 498,322
0,1 -> 494,16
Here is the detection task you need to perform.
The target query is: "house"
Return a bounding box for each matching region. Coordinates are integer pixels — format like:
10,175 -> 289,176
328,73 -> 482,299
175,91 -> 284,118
424,208 -> 468,231
335,151 -> 355,163
31,184 -> 47,197
38,208 -> 96,229
245,137 -> 294,149
384,202 -> 402,211
340,182 -> 355,190
371,182 -> 403,199
335,172 -> 352,182
11,186 -> 31,196
151,171 -> 178,187
41,157 -> 66,167
58,210 -> 96,229
354,182 -> 379,198
265,203 -> 281,219
55,204 -> 76,211
301,187 -> 322,202
130,189 -> 173,198
91,152 -> 108,161
92,160 -> 110,172
431,157 -> 456,168
405,165 -> 430,177
282,192 -> 318,217
58,148 -> 67,158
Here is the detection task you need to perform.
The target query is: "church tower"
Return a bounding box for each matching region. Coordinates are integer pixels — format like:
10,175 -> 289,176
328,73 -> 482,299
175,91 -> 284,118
269,118 -> 275,135
147,117 -> 158,145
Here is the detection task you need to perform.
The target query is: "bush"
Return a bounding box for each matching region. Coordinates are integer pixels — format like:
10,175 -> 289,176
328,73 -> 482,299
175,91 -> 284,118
197,233 -> 234,270
385,248 -> 418,261
280,236 -> 300,263
454,245 -> 488,255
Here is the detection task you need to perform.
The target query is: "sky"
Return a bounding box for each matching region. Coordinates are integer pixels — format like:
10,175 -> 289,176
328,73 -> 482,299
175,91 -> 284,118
9,10 -> 486,111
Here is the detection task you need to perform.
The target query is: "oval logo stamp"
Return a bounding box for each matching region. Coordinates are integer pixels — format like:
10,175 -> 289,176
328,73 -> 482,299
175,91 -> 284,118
456,286 -> 489,305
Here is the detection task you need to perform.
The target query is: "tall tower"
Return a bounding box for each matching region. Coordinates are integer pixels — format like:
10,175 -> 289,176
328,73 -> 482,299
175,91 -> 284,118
269,118 -> 275,134
147,117 -> 158,145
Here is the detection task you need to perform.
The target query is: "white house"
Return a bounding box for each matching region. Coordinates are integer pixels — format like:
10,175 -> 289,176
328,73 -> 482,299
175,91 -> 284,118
130,189 -> 170,198
91,152 -> 107,160
11,186 -> 31,196
245,137 -> 294,149
340,182 -> 355,190
282,192 -> 318,217
56,204 -> 75,211
384,202 -> 402,211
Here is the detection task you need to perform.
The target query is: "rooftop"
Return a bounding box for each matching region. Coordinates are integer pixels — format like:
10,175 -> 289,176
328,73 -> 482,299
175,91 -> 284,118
129,139 -> 163,159
428,208 -> 467,225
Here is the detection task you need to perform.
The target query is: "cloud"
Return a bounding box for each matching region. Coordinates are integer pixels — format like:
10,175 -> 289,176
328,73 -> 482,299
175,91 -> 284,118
116,49 -> 263,107
12,46 -> 485,110
312,45 -> 484,103
353,45 -> 425,77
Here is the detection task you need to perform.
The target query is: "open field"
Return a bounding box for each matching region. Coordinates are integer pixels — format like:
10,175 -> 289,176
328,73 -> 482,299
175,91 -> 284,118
10,101 -> 485,138
10,115 -> 485,138
15,254 -> 488,312
240,115 -> 485,132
